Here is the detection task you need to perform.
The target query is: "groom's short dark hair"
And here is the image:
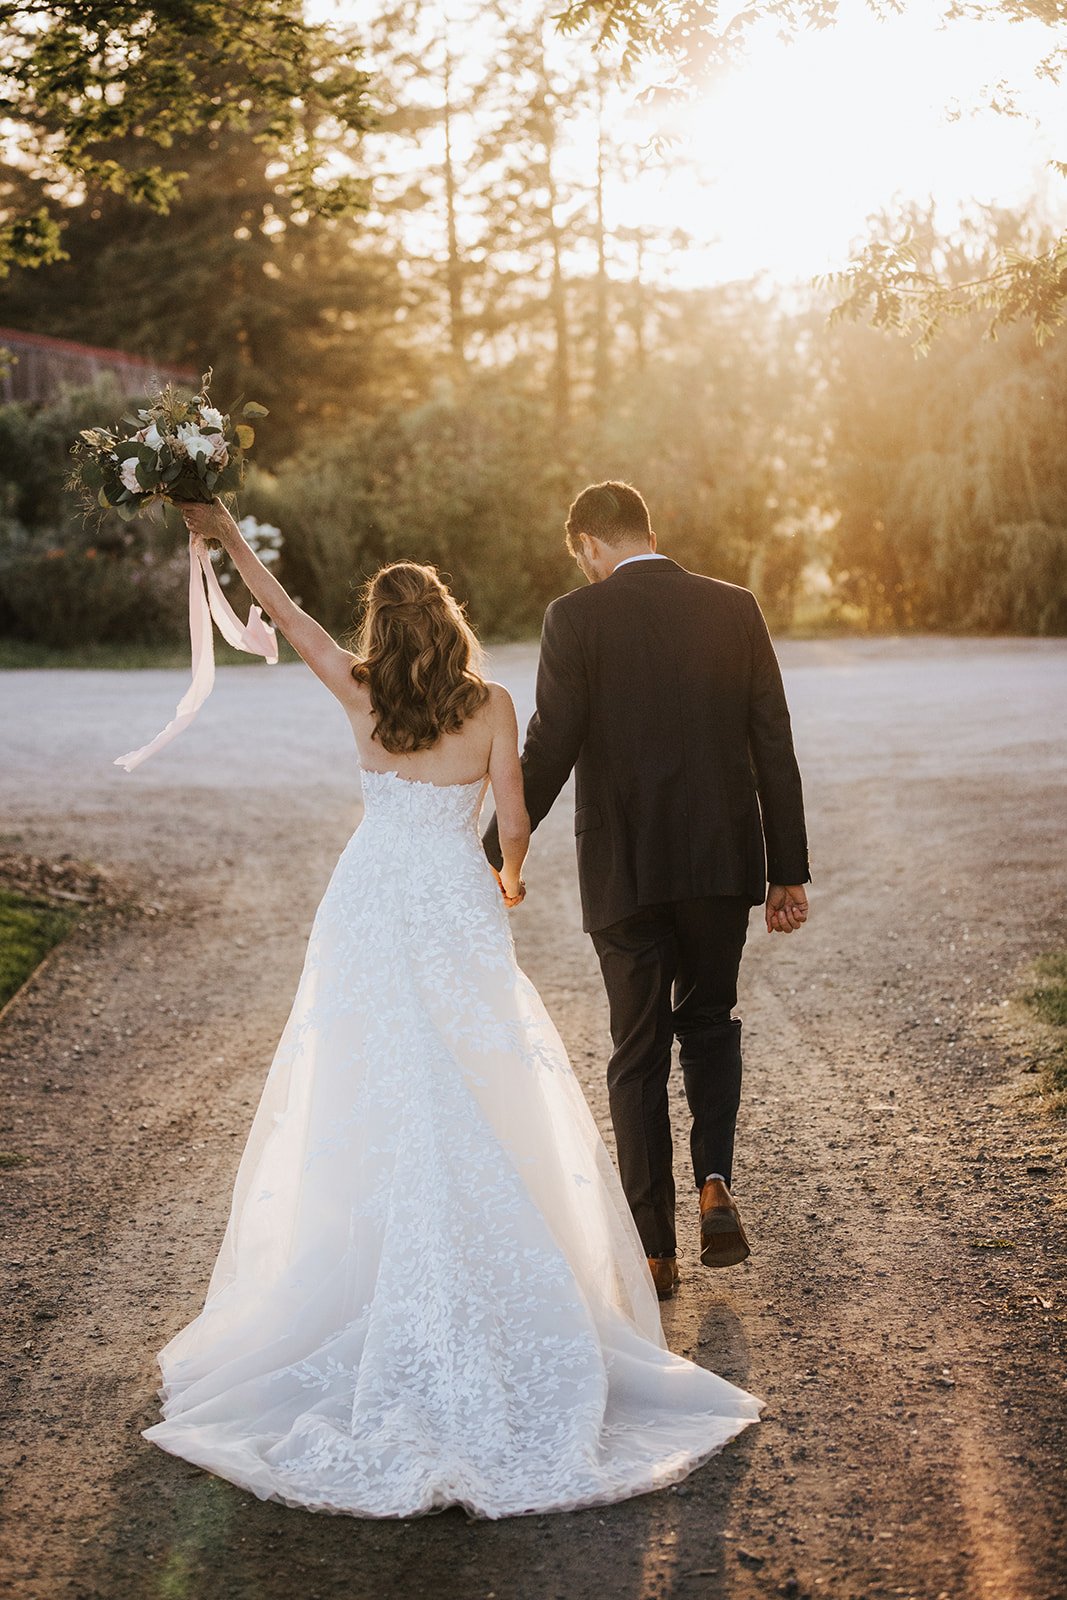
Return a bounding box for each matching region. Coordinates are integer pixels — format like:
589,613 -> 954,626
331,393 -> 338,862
566,481 -> 652,551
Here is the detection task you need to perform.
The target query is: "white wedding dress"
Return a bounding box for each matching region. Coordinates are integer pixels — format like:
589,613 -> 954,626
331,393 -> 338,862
143,768 -> 762,1518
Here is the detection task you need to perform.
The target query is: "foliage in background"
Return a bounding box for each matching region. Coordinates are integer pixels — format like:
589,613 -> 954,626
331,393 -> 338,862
3,254 -> 1066,646
557,0 -> 1067,341
0,0 -> 372,274
0,3 -> 1064,644
0,114 -> 404,457
827,218 -> 1067,633
240,385 -> 575,638
0,379 -> 189,647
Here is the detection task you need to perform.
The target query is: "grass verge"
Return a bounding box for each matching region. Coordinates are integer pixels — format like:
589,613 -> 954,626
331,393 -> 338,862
0,637 -> 304,669
1022,951 -> 1067,1114
0,888 -> 76,1010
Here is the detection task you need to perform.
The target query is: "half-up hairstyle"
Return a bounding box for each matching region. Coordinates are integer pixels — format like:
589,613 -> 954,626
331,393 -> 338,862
350,561 -> 490,754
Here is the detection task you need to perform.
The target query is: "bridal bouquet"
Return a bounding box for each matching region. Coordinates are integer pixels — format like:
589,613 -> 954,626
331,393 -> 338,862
68,369 -> 268,526
67,371 -> 279,774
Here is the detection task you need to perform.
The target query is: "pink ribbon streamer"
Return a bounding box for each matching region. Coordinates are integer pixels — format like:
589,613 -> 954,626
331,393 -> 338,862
114,535 -> 278,773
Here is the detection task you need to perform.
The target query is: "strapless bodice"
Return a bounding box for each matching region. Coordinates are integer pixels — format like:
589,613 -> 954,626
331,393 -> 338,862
358,768 -> 488,834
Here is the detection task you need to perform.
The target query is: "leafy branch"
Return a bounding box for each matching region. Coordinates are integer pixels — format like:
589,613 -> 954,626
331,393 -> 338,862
823,233 -> 1067,350
554,0 -> 1067,342
0,0 -> 373,273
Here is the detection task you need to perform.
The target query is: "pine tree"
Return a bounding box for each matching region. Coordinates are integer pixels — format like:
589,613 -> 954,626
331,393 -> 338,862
0,118 -> 404,454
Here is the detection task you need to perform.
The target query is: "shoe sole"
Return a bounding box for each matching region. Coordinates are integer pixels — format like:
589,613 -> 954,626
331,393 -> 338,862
700,1210 -> 751,1268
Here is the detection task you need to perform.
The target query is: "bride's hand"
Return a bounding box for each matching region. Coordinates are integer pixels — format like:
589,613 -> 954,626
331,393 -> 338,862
180,496 -> 239,549
494,868 -> 527,909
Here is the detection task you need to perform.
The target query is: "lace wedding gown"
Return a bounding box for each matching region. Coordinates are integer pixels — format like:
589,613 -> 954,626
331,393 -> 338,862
142,769 -> 762,1518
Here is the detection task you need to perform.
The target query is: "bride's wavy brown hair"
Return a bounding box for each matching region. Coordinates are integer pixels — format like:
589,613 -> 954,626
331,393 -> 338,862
349,562 -> 490,754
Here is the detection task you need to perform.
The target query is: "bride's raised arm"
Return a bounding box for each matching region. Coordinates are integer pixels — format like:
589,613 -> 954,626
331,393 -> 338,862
180,497 -> 356,704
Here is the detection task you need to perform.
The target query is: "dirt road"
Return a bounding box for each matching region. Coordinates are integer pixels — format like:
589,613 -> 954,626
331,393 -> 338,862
1,637 -> 1065,1600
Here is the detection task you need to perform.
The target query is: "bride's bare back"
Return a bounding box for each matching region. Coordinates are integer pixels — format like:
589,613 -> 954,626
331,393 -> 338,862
344,676 -> 510,788
342,673 -> 529,905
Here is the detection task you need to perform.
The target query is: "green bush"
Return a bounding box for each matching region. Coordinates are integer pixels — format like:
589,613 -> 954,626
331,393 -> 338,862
0,376 -> 189,646
240,385 -> 575,639
0,374 -> 126,532
964,523 -> 1067,636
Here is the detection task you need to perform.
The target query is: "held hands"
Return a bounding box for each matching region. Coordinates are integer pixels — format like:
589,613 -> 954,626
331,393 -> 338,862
179,496 -> 240,550
765,883 -> 808,935
493,868 -> 527,909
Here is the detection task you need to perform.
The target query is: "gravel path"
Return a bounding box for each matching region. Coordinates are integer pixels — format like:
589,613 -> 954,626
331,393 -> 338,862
1,637 -> 1064,1600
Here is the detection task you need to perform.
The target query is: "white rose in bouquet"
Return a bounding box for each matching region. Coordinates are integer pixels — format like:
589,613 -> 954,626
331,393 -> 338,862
176,423 -> 216,462
135,420 -> 164,453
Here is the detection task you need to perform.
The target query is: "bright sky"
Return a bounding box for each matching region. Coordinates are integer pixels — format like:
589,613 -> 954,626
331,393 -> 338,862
625,0 -> 1067,284
316,0 -> 1066,288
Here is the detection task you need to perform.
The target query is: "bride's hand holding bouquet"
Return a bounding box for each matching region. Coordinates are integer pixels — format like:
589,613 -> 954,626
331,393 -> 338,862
68,372 -> 280,772
180,496 -> 241,552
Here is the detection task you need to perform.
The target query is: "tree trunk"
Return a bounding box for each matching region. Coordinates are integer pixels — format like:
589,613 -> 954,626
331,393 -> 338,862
442,47 -> 466,378
592,72 -> 610,425
631,232 -> 647,376
540,54 -> 570,436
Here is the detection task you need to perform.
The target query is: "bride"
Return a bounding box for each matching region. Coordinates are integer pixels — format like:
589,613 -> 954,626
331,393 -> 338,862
142,498 -> 762,1519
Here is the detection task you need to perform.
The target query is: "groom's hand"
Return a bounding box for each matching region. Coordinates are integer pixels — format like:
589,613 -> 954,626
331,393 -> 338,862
765,884 -> 808,934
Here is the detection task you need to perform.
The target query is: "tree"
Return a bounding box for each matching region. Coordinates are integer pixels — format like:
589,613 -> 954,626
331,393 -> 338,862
0,116 -> 406,454
471,3 -> 588,437
557,0 -> 1067,341
823,213 -> 1067,631
358,0 -> 492,382
0,0 -> 372,274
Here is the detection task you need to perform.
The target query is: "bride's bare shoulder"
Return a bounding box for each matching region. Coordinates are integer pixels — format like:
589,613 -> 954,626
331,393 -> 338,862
483,681 -> 517,726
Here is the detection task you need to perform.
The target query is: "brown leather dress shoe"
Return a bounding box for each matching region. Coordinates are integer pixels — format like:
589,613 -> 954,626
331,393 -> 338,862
699,1178 -> 751,1268
647,1256 -> 680,1300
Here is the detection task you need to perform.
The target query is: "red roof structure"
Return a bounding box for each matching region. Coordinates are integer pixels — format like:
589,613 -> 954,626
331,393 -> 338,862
0,326 -> 198,405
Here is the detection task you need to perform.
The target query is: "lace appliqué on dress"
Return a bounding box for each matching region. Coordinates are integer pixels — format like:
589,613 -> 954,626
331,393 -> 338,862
142,768 -> 762,1518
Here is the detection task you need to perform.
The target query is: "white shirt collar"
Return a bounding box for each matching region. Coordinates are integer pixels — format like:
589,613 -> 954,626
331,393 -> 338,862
613,553 -> 667,571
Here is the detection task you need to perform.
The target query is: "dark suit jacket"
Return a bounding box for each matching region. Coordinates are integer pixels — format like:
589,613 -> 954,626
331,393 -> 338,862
484,557 -> 810,933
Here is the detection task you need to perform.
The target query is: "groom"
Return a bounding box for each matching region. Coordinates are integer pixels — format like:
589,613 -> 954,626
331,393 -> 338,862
484,482 -> 810,1300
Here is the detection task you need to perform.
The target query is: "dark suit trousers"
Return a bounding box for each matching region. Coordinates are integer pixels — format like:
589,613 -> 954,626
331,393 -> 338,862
590,895 -> 751,1259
